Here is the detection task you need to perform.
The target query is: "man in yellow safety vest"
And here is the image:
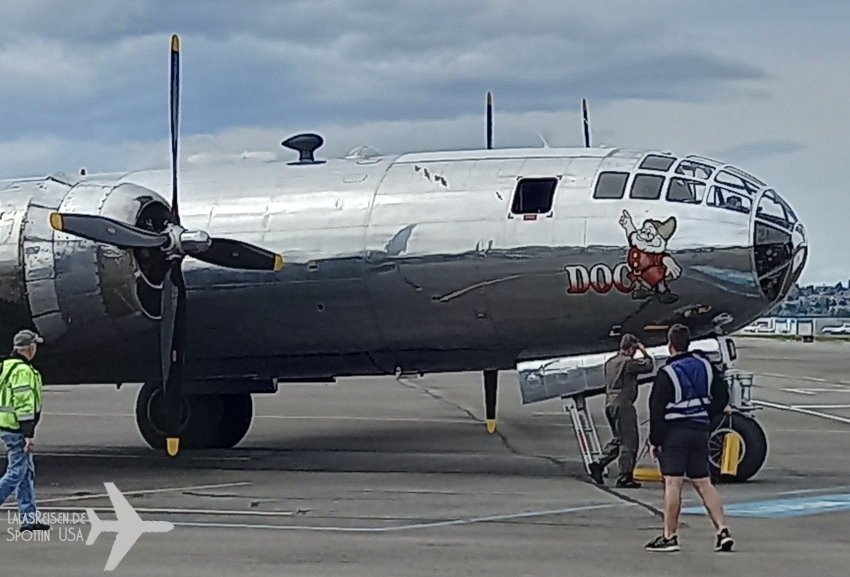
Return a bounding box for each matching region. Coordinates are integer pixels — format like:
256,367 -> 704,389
0,329 -> 49,532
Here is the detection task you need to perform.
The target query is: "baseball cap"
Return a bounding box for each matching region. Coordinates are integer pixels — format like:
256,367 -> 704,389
13,329 -> 44,347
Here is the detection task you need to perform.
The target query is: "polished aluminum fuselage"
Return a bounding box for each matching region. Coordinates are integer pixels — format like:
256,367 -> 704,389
0,146 -> 806,384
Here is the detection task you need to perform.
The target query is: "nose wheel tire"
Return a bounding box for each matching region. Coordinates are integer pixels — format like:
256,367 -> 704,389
708,413 -> 767,483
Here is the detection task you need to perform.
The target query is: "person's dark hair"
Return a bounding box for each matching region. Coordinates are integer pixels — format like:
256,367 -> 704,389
667,323 -> 691,352
620,333 -> 639,352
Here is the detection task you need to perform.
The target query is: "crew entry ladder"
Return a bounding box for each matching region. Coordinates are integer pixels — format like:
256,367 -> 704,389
563,395 -> 603,474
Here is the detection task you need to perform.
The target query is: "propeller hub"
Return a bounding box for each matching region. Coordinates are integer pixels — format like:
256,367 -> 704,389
160,224 -> 211,257
179,230 -> 212,255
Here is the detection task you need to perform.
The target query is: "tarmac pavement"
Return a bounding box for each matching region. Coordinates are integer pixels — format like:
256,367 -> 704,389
2,337 -> 849,576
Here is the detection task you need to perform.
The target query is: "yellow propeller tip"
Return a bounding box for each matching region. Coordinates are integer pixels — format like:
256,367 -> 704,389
171,34 -> 180,51
49,212 -> 63,231
273,254 -> 285,271
166,437 -> 180,457
486,419 -> 497,434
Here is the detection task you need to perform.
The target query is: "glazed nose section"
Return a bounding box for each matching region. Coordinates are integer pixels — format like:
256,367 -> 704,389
752,188 -> 807,303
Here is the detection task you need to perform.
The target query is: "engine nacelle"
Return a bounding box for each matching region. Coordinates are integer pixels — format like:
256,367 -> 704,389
1,175 -> 169,352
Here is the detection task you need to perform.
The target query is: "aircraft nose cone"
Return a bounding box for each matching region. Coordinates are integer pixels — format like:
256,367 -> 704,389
752,188 -> 807,304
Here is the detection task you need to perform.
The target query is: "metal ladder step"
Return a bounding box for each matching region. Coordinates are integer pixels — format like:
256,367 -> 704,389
563,395 -> 603,474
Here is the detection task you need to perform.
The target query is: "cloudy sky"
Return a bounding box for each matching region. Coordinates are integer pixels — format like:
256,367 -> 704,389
1,0 -> 847,285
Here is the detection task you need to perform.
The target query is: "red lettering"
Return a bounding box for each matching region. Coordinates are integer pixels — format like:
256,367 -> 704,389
613,262 -> 633,293
589,264 -> 613,293
564,265 -> 590,294
564,262 -> 634,295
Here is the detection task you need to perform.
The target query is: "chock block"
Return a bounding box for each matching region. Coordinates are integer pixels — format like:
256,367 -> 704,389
720,432 -> 741,476
633,465 -> 662,482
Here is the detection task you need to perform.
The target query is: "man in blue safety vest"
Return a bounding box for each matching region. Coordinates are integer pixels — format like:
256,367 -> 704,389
644,323 -> 733,553
0,329 -> 50,532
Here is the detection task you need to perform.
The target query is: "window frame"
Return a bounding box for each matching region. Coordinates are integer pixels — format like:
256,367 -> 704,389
639,154 -> 676,171
629,173 -> 666,200
592,171 -> 630,200
509,176 -> 559,216
666,177 -> 706,204
706,185 -> 753,215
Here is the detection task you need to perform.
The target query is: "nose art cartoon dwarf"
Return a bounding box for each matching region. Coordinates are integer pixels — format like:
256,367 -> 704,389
618,210 -> 682,303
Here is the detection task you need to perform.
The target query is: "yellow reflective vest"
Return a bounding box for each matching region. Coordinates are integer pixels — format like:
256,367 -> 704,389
0,355 -> 43,438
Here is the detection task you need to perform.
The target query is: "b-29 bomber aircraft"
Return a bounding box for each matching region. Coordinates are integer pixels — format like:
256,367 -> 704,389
0,36 -> 807,469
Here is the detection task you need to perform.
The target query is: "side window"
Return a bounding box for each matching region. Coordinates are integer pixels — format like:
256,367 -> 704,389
715,170 -> 760,195
667,178 -> 706,204
639,155 -> 676,171
593,171 -> 629,199
756,189 -> 796,228
511,177 -> 557,214
630,174 -> 664,200
675,160 -> 714,180
707,185 -> 752,214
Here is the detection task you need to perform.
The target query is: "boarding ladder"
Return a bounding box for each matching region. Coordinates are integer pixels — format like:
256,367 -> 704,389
563,395 -> 603,475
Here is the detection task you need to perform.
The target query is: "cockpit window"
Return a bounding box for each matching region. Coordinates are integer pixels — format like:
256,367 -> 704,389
630,174 -> 664,200
756,189 -> 796,228
715,170 -> 760,195
511,177 -> 557,214
707,185 -> 752,214
593,171 -> 629,199
675,160 -> 714,179
639,155 -> 676,171
667,178 -> 706,204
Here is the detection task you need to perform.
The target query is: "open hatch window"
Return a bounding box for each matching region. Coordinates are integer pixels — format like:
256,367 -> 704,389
511,177 -> 557,214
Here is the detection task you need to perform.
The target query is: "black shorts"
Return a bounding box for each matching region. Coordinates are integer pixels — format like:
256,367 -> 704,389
658,425 -> 710,479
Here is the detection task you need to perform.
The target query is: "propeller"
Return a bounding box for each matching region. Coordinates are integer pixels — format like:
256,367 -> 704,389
581,97 -> 591,148
49,34 -> 284,457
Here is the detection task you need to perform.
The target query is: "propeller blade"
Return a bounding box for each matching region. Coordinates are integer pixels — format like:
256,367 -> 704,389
195,238 -> 284,271
581,97 -> 591,148
163,259 -> 186,457
170,33 -> 180,224
159,266 -> 176,387
49,212 -> 167,249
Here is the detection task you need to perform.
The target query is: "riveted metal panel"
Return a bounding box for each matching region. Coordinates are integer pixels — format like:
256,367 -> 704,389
26,279 -> 60,317
23,241 -> 54,282
31,311 -> 67,339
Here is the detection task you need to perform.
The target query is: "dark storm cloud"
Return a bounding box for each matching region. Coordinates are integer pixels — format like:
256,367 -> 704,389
0,1 -> 769,142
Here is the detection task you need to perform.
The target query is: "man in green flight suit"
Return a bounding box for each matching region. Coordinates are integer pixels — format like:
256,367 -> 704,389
0,329 -> 50,532
588,333 -> 655,488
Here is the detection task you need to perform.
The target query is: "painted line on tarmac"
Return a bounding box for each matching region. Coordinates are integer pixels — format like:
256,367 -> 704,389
753,400 -> 850,425
683,493 -> 850,518
21,506 -> 301,517
758,373 -> 850,386
168,502 -> 633,533
778,485 -> 850,496
253,415 -> 476,424
34,451 -> 250,461
780,388 -> 850,395
790,404 -> 850,410
45,411 -> 474,424
0,481 -> 252,507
